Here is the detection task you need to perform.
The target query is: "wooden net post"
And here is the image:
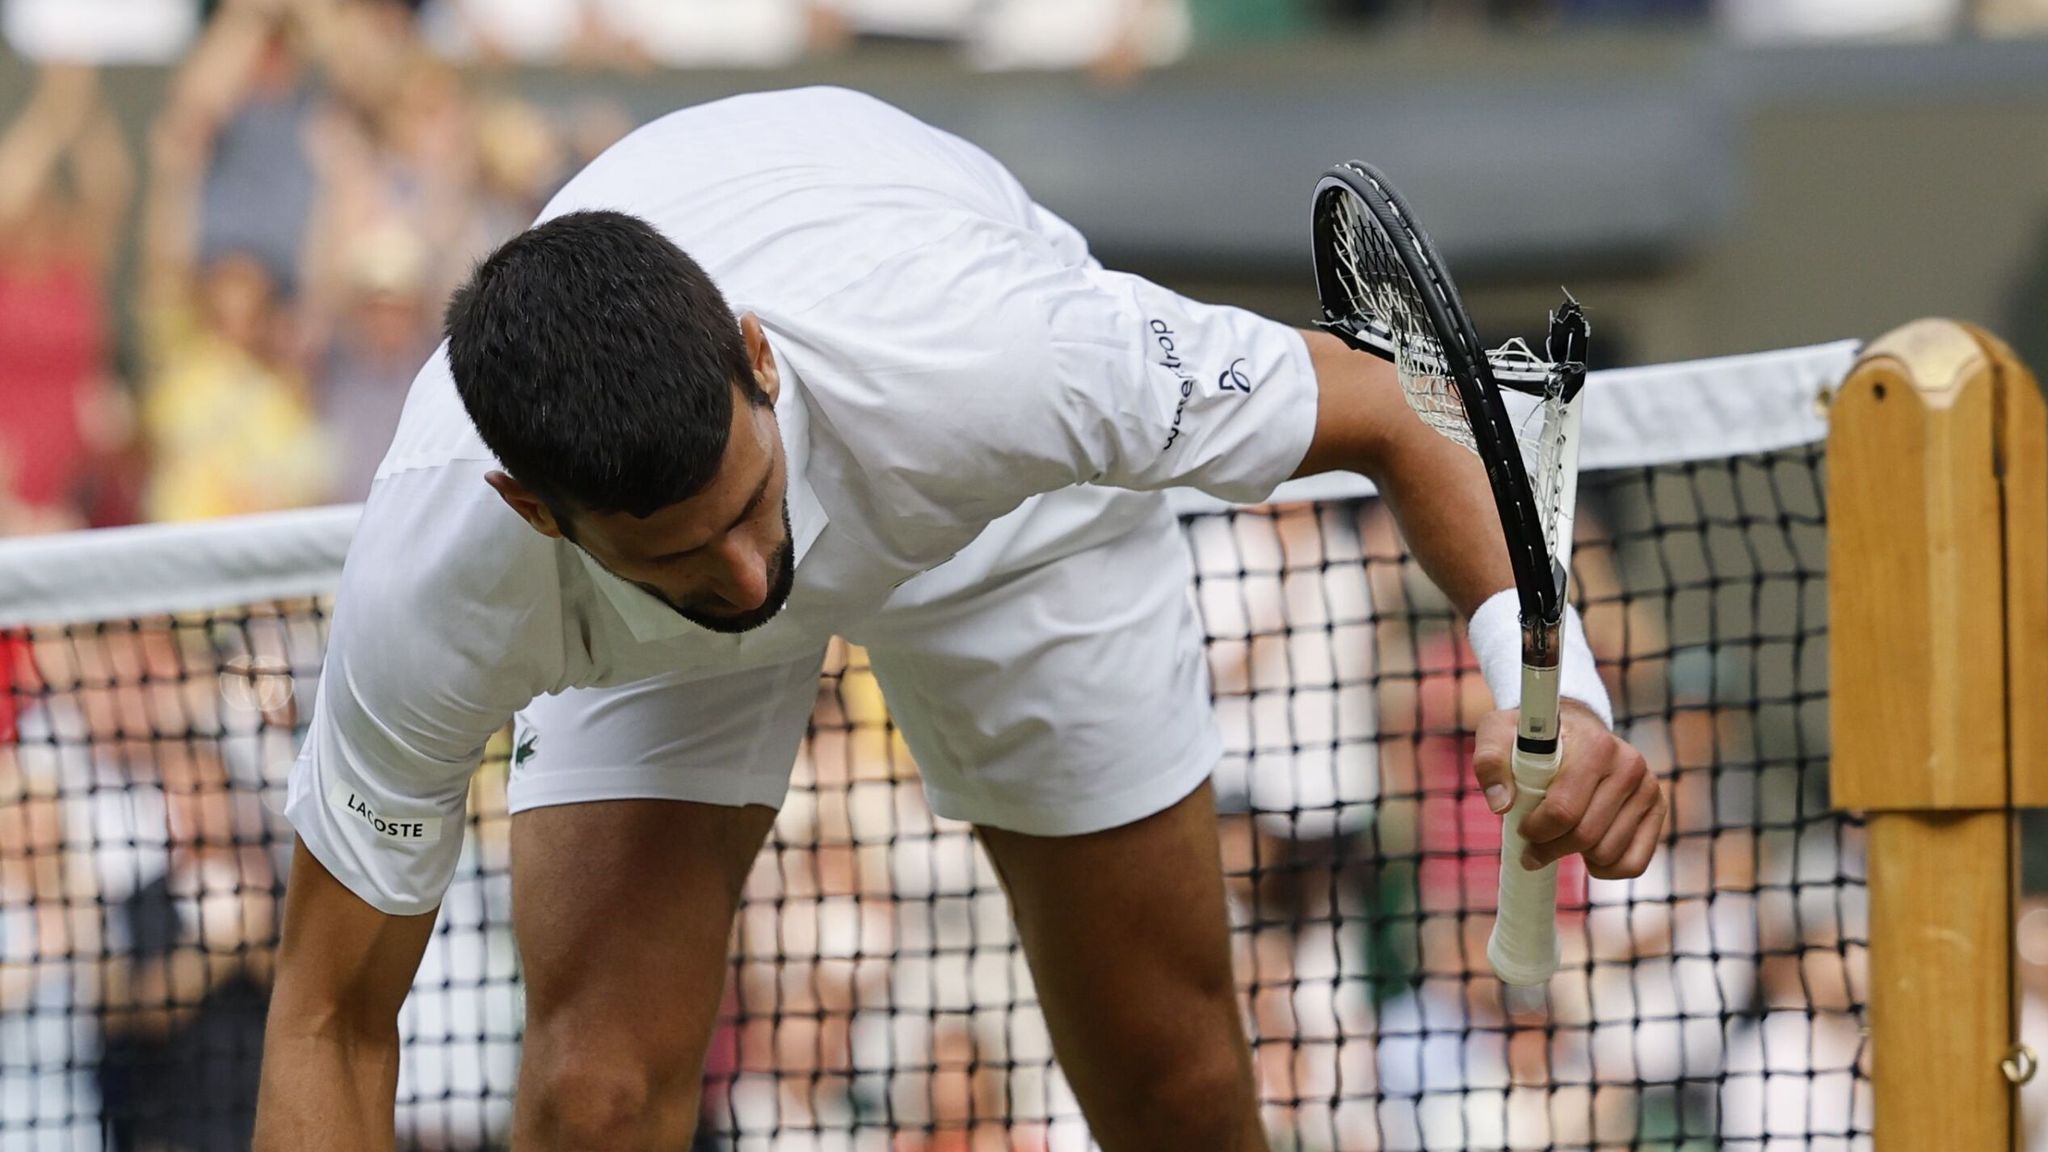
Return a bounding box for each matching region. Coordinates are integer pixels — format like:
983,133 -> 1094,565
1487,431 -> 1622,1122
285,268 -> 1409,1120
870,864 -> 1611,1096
1830,319 -> 2048,1150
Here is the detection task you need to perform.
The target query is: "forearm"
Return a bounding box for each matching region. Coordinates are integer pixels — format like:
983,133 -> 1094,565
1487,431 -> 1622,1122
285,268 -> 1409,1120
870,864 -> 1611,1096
0,108 -> 70,224
1371,407 -> 1517,618
254,840 -> 435,1152
1293,328 -> 1513,617
72,111 -> 135,268
254,1017 -> 403,1151
163,2 -> 276,138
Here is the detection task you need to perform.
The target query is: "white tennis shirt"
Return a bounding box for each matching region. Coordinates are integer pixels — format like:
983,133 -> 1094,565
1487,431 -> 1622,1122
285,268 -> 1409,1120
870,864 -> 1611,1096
286,87 -> 1321,913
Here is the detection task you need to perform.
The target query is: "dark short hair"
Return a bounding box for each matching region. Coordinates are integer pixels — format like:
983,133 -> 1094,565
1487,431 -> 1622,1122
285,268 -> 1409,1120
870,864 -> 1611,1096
444,210 -> 769,520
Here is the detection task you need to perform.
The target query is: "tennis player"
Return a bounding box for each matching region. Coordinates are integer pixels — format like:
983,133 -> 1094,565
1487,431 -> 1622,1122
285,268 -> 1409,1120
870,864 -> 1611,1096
253,86 -> 1664,1152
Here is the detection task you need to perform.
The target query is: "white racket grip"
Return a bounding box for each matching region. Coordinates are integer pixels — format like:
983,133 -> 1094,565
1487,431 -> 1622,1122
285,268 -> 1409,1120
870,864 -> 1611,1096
1488,741 -> 1563,987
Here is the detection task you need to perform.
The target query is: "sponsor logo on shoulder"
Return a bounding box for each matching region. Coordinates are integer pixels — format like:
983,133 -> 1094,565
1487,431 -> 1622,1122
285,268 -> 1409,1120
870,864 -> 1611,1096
328,782 -> 443,842
1149,319 -> 1251,450
1150,319 -> 1199,451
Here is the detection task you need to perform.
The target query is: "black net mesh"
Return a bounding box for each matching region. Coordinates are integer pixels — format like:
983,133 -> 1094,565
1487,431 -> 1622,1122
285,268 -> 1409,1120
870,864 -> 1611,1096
0,447 -> 1866,1151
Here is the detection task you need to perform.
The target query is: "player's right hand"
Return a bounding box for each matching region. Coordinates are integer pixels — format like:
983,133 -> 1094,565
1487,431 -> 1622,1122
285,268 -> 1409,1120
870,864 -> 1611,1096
1472,702 -> 1666,881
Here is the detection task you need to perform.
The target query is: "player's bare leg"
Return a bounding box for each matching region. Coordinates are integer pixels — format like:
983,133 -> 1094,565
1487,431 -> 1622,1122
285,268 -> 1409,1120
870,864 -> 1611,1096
977,780 -> 1267,1152
509,798 -> 776,1150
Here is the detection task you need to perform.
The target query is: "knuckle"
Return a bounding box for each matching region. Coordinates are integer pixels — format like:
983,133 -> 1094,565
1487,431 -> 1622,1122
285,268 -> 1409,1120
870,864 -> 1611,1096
1527,803 -> 1572,839
1546,823 -> 1594,857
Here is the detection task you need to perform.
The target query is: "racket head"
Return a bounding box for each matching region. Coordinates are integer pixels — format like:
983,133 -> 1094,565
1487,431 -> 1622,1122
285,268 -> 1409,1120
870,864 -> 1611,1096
1309,162 -> 1567,628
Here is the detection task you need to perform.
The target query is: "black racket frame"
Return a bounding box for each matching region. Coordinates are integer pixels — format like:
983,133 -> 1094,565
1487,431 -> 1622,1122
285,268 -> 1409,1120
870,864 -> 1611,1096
1309,161 -> 1584,633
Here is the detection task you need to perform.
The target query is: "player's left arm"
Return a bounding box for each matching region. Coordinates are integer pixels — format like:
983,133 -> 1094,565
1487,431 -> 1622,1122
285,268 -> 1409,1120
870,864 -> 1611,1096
816,222 -> 1657,880
1291,327 -> 1665,881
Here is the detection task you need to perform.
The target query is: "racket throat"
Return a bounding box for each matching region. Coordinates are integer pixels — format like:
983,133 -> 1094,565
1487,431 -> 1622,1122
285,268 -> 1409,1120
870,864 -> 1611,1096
1515,621 -> 1565,755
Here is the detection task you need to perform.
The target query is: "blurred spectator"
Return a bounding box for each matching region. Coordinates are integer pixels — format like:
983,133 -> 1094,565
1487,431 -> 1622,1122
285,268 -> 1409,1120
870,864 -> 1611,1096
559,95 -> 634,171
1189,500 -> 1381,1147
160,0 -> 323,310
1361,503 -> 1712,1151
138,0 -> 334,521
316,220 -> 435,500
1716,824 -> 1871,1150
471,95 -> 567,246
730,647 -> 902,1138
25,615 -> 304,1152
1370,618 -> 1596,1152
893,1020 -> 1051,1152
10,621 -> 203,1152
0,743 -> 104,1152
304,50 -> 485,327
308,73 -> 573,499
394,765 -> 520,1151
0,65 -> 138,534
1555,520 -> 1765,1147
95,745 -> 278,1152
306,0 -> 415,130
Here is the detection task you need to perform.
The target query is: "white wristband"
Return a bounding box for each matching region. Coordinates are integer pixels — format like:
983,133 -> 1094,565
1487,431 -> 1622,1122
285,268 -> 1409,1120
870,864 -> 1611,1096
1466,588 -> 1613,730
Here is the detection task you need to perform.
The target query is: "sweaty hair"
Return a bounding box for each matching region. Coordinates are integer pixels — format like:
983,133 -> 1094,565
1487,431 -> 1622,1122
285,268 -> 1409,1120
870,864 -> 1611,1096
444,210 -> 770,520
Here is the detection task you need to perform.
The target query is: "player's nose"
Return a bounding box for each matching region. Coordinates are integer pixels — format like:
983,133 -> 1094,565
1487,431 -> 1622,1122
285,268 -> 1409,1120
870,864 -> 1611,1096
708,537 -> 771,611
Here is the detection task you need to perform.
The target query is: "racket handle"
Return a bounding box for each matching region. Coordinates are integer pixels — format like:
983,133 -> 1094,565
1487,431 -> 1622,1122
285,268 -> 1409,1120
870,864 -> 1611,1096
1488,741 -> 1563,988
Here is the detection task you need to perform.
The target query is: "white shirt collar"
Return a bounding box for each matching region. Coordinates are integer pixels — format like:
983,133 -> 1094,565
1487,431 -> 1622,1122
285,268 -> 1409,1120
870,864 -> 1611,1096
578,348 -> 827,645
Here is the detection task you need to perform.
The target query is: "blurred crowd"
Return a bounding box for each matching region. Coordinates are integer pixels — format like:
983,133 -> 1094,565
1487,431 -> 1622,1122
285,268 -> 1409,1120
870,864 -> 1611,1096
0,0 -> 642,538
5,0 -> 2048,81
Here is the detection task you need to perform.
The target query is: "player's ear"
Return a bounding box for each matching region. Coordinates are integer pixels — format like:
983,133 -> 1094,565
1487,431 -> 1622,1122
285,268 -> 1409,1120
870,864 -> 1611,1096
739,312 -> 780,404
485,471 -> 567,540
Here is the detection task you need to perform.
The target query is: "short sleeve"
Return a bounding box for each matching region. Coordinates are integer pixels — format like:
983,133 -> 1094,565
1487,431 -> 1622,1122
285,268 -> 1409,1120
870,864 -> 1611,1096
1043,263 -> 1320,500
285,465 -> 565,916
772,213 -> 1318,554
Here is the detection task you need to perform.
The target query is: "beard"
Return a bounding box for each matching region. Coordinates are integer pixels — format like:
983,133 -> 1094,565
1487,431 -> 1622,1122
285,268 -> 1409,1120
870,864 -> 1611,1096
635,501 -> 798,634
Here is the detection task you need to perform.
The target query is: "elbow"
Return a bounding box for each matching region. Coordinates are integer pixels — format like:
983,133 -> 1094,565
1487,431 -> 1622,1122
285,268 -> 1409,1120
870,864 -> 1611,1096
1294,328 -> 1412,483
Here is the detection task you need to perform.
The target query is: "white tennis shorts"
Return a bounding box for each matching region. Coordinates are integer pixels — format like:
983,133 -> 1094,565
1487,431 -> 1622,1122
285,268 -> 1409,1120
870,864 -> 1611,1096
507,493 -> 1220,837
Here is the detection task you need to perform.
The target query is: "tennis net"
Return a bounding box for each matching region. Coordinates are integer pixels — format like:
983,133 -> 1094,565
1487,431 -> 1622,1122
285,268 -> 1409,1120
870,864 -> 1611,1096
0,339 -> 1862,1151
